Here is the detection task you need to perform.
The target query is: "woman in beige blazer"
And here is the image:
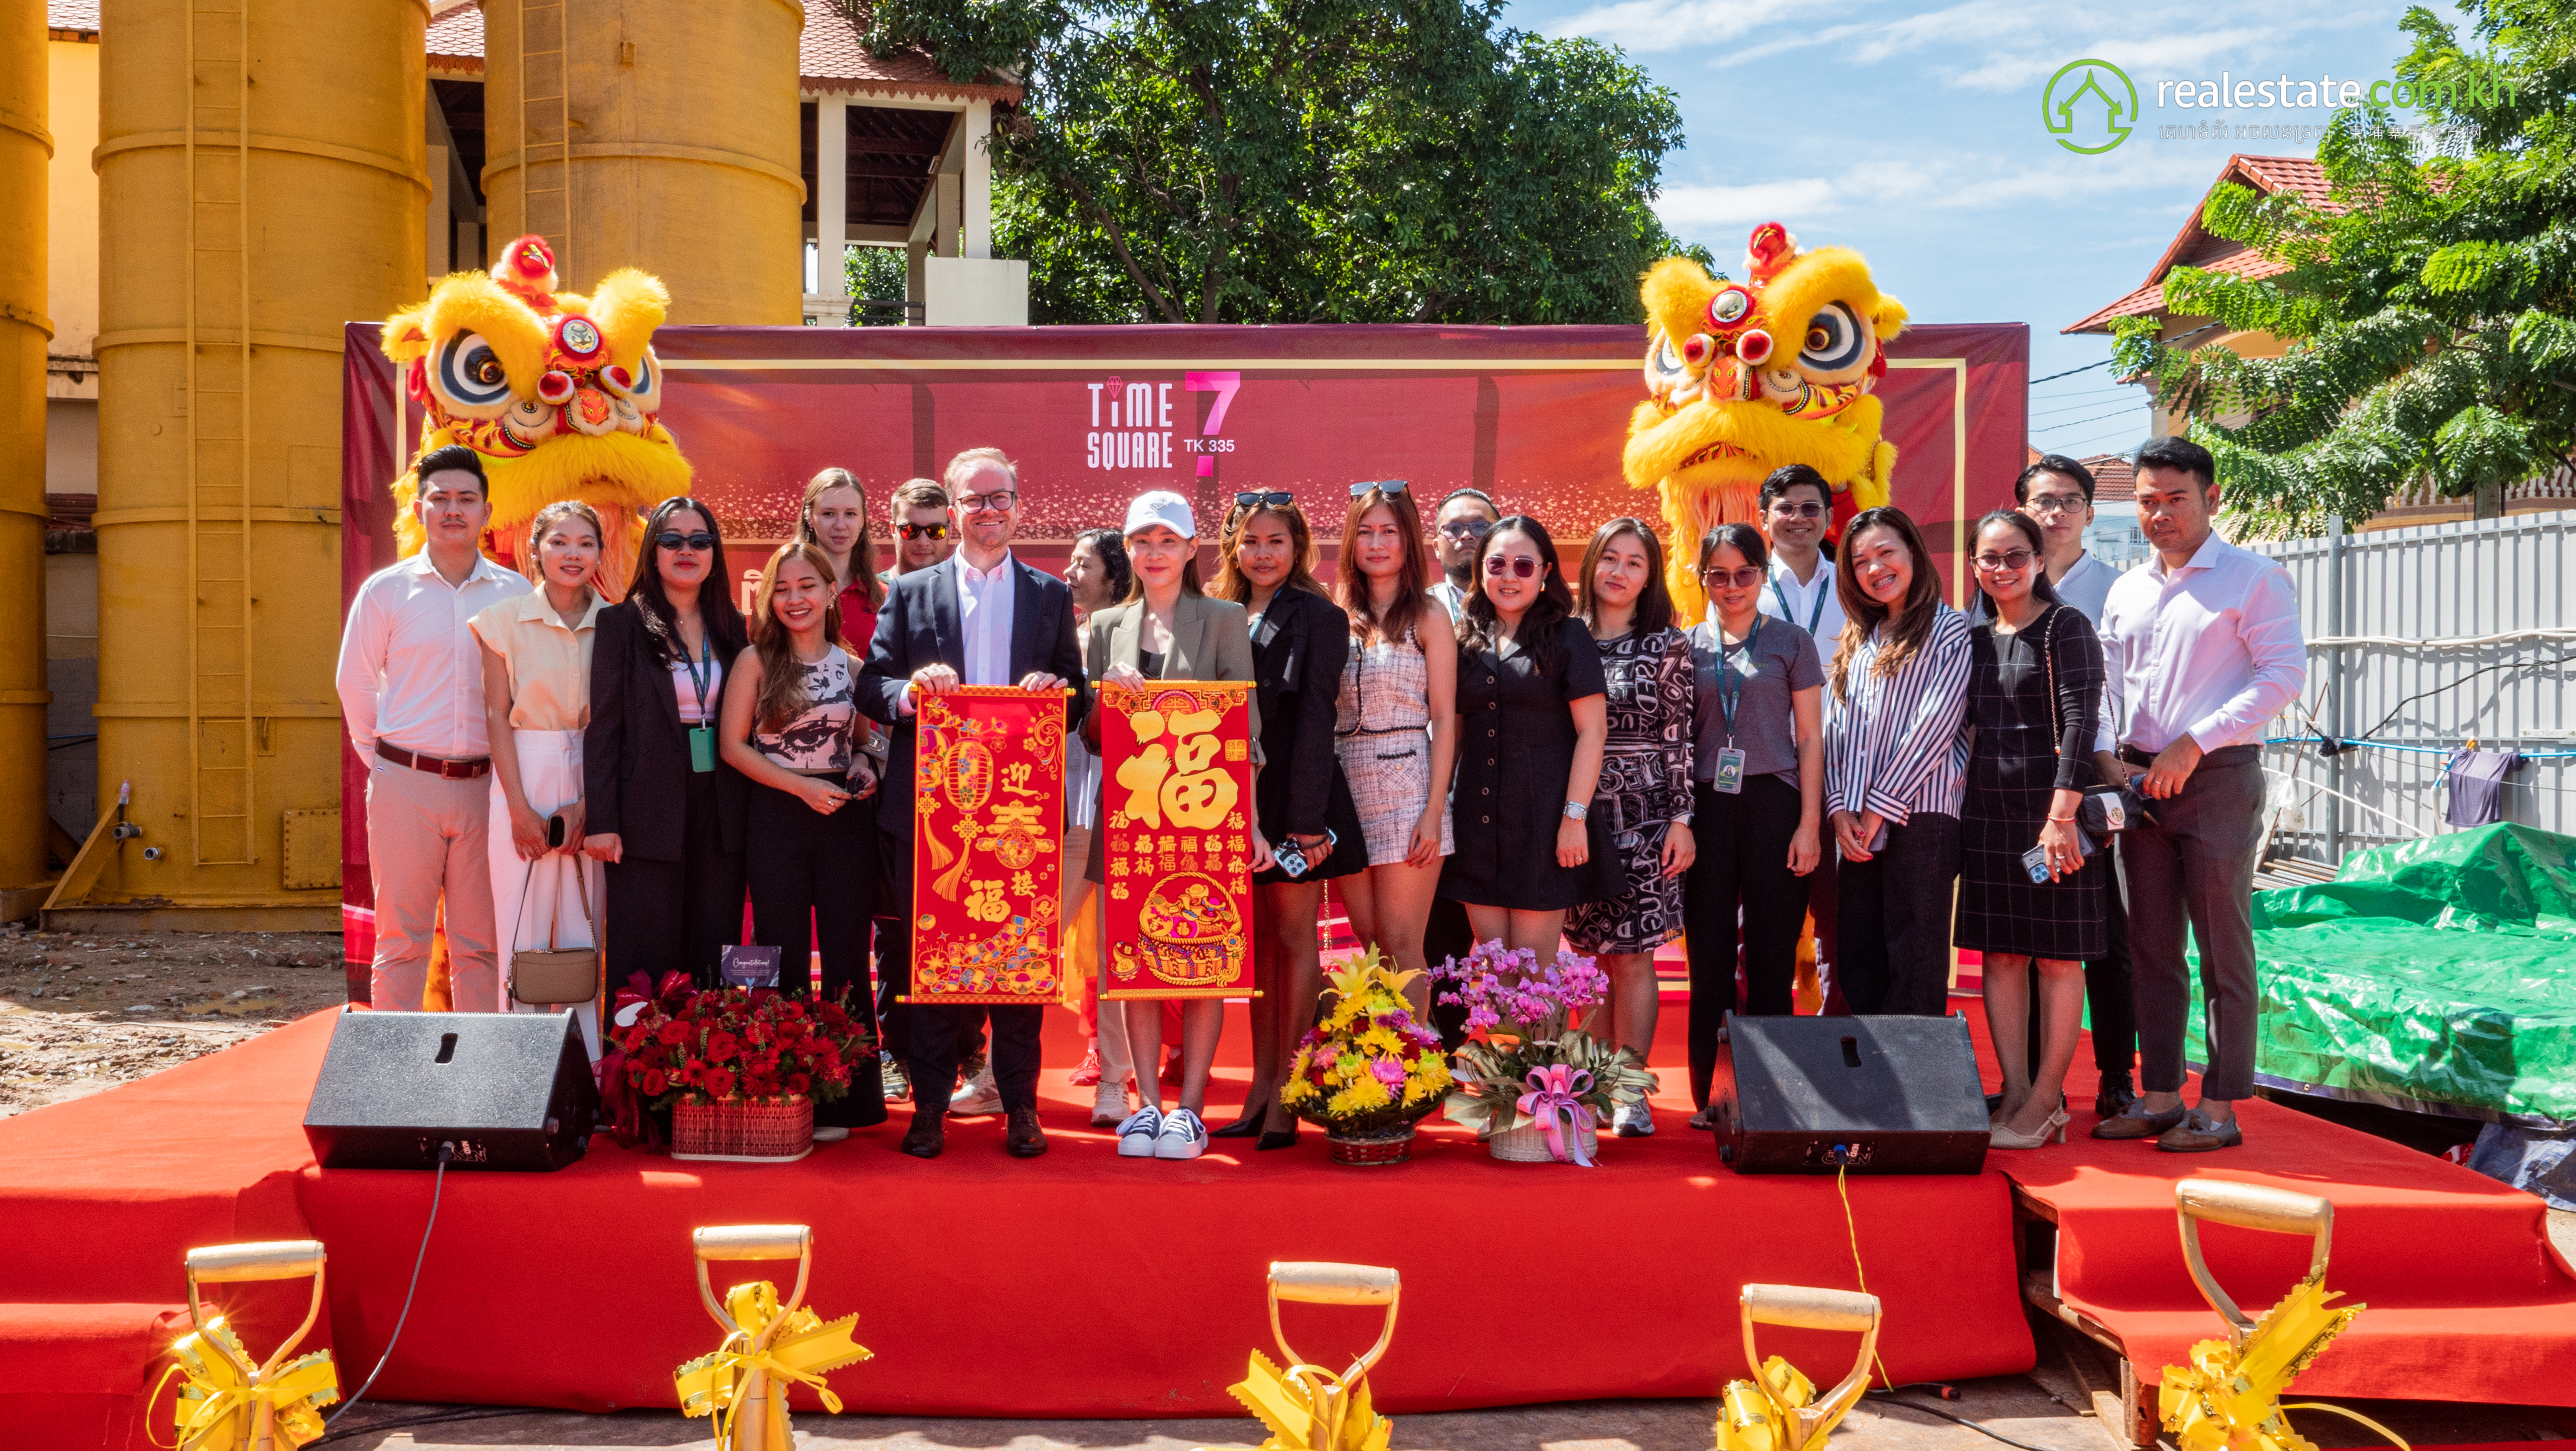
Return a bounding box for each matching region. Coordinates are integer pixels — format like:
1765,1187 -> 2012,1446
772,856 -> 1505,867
1083,490 -> 1269,1162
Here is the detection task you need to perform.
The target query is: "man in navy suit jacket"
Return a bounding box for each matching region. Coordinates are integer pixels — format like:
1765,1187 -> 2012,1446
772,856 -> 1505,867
860,448 -> 1089,1160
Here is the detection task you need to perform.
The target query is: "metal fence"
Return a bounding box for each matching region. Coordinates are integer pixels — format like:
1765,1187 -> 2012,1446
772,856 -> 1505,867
2247,510 -> 2574,864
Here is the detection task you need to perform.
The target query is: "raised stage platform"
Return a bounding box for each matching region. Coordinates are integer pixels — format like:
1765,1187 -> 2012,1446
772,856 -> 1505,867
3,1002 -> 2572,1451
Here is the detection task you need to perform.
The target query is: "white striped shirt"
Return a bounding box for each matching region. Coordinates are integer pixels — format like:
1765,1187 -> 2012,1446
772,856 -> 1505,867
1824,604 -> 1973,823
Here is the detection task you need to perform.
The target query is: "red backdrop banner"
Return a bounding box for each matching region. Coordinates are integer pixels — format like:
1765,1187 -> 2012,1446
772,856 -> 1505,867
908,686 -> 1069,1005
1097,681 -> 1258,1000
340,321 -> 2028,971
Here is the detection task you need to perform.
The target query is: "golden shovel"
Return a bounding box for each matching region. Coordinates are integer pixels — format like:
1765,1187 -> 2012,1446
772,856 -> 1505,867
164,1240 -> 339,1451
1224,1261 -> 1402,1451
675,1224 -> 869,1451
1713,1284 -> 1881,1451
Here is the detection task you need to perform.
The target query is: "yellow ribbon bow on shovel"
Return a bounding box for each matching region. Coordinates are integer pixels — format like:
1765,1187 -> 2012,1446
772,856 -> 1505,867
152,1241 -> 339,1451
1222,1262 -> 1400,1451
673,1225 -> 870,1451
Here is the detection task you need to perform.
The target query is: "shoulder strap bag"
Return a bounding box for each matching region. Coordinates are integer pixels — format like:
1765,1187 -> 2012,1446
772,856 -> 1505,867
509,858 -> 602,1006
2037,605 -> 2146,838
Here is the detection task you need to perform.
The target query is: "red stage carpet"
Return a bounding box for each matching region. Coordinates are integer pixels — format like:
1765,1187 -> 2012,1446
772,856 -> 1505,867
4,1001 -> 2572,1451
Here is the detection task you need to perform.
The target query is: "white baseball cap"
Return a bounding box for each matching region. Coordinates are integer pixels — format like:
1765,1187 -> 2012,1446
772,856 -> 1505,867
1123,490 -> 1195,541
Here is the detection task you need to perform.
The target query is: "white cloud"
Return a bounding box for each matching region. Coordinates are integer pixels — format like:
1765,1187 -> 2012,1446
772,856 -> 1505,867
1655,176 -> 1845,229
1656,145 -> 2218,242
1542,0 -> 1842,55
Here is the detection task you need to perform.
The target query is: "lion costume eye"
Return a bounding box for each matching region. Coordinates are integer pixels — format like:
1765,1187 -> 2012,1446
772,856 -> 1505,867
1798,302 -> 1868,376
1643,329 -> 1690,398
433,330 -> 518,416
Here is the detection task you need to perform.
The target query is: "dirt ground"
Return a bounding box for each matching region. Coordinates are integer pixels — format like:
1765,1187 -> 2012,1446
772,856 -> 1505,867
0,925 -> 348,1118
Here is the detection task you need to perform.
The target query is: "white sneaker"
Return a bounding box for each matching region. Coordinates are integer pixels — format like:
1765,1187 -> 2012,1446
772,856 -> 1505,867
1117,1107 -> 1163,1157
1612,1101 -> 1655,1137
948,1066 -> 1004,1117
1091,1075 -> 1134,1128
811,1125 -> 850,1142
1153,1106 -> 1208,1160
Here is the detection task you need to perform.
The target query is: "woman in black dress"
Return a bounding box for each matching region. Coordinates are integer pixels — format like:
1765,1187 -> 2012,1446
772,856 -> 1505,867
1213,493 -> 1368,1149
1956,510 -> 2105,1150
1441,517 -> 1610,959
582,496 -> 751,989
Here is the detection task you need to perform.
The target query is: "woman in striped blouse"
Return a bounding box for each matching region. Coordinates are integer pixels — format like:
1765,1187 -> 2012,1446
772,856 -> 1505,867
1823,507 -> 1972,1016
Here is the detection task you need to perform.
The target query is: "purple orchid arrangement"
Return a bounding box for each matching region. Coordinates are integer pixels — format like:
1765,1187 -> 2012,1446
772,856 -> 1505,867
1433,938 -> 1656,1155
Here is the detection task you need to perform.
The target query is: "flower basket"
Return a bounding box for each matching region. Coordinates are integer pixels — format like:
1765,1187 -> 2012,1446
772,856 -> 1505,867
1436,940 -> 1657,1169
1281,948 -> 1452,1161
1490,1114 -> 1598,1164
670,1097 -> 814,1163
1325,1122 -> 1419,1167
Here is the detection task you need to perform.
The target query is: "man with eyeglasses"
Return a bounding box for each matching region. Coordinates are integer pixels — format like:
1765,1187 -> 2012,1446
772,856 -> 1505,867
860,446 -> 1089,1159
2015,454 -> 2119,623
1749,465 -> 1847,1013
1427,487 -> 1500,620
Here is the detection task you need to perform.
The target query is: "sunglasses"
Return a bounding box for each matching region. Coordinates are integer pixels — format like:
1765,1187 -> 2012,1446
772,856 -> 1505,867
1483,555 -> 1540,579
1700,566 -> 1765,588
1974,549 -> 2038,572
897,522 -> 952,540
1438,518 -> 1495,541
655,531 -> 717,552
1349,480 -> 1411,499
1767,500 -> 1827,519
1233,491 -> 1295,508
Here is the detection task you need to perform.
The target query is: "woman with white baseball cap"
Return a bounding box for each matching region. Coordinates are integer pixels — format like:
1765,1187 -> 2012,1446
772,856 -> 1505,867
1081,489 -> 1271,1161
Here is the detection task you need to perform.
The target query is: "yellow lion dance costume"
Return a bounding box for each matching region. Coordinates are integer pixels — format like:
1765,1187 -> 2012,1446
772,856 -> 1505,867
381,235 -> 691,597
1624,222 -> 1907,617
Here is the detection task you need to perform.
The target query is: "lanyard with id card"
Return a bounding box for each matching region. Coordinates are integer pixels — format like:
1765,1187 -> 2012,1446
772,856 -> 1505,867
1712,617 -> 1759,794
681,634 -> 717,772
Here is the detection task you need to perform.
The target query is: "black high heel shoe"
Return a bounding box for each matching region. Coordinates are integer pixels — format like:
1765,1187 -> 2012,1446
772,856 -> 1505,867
1210,1110 -> 1266,1139
1256,1116 -> 1300,1151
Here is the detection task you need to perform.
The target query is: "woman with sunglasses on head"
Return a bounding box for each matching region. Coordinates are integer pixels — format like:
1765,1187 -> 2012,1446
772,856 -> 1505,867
1679,523 -> 1825,1126
719,541 -> 887,1135
583,497 -> 752,988
1958,510 -> 2105,1148
1084,491 -> 1271,1161
1563,518 -> 1694,1135
1061,527 -> 1142,1126
1446,517 -> 1611,960
471,500 -> 610,1058
1331,482 -> 1458,998
1824,506 -> 1972,1016
1215,491 -> 1368,1149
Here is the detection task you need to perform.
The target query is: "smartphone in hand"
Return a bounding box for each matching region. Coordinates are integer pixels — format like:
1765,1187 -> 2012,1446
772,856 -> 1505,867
547,813 -> 566,849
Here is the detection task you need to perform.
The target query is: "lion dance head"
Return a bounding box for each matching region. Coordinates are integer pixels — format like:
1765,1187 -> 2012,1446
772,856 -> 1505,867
1623,222 -> 1907,616
381,235 -> 690,599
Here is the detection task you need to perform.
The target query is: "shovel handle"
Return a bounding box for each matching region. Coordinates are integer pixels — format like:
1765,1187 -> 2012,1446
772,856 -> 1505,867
1270,1262 -> 1399,1306
185,1241 -> 326,1283
694,1225 -> 812,1261
2175,1179 -> 2332,1237
1741,1283 -> 1878,1334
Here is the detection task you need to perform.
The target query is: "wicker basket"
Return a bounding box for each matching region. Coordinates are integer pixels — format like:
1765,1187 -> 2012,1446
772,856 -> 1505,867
1489,1114 -> 1599,1164
669,1098 -> 814,1163
1324,1124 -> 1418,1166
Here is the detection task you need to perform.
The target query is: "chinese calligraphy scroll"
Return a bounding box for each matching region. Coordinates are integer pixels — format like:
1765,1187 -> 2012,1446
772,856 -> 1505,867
1097,681 -> 1257,1000
907,686 -> 1069,1005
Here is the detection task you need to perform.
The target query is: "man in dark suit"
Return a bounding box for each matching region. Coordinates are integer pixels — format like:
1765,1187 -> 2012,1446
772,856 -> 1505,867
860,447 -> 1089,1159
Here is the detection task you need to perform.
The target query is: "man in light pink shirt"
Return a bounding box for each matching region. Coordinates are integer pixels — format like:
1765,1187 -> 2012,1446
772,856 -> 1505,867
334,447 -> 532,1011
2090,437 -> 2305,1153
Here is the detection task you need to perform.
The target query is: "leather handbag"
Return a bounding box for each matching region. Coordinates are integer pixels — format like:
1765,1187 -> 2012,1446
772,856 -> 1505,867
2038,606 -> 2147,837
509,858 -> 600,1006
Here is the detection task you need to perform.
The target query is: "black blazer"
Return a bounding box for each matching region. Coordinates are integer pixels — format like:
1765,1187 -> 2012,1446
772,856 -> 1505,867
583,601 -> 752,860
857,553 -> 1091,835
1248,585 -> 1350,842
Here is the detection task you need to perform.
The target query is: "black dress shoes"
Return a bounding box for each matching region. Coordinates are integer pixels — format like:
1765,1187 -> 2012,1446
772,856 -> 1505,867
899,1114 -> 945,1159
1006,1106 -> 1048,1157
2093,1069 -> 2136,1119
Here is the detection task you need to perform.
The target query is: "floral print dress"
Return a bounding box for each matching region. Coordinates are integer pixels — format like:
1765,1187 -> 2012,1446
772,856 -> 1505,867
1565,626 -> 1695,954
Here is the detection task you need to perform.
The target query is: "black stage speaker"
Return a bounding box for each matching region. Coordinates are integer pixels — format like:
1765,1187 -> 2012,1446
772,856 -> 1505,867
1714,1013 -> 1988,1174
303,1008 -> 597,1171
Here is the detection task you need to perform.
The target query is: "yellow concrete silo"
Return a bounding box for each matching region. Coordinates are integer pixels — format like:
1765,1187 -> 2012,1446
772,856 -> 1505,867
77,0 -> 425,926
482,0 -> 805,324
0,0 -> 51,911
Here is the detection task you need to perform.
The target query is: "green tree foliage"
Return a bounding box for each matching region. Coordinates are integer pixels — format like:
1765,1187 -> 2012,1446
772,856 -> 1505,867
857,0 -> 1707,324
2111,1 -> 2576,534
842,245 -> 912,326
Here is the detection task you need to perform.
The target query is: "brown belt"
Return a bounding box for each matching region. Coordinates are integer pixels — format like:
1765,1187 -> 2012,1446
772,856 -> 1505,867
375,741 -> 492,779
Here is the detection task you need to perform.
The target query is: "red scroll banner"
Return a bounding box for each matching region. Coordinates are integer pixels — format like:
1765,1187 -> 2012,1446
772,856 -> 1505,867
908,686 -> 1070,1005
1098,681 -> 1258,1000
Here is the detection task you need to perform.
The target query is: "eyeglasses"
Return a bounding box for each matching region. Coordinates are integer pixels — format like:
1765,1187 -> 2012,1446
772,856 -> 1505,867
1350,480 -> 1410,498
655,531 -> 717,553
2025,495 -> 2089,515
1700,566 -> 1765,588
1767,500 -> 1826,519
896,522 -> 951,540
1483,555 -> 1540,579
1233,491 -> 1295,508
1973,549 -> 2038,572
956,489 -> 1019,513
1438,518 -> 1495,542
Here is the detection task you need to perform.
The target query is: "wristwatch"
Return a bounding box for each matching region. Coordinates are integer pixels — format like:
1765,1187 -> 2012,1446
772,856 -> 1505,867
1562,801 -> 1589,820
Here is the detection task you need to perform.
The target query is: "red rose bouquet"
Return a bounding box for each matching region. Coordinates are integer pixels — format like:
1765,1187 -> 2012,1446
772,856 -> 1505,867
598,971 -> 873,1149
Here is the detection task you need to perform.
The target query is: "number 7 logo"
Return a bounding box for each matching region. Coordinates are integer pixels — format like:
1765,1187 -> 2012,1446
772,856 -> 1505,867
1185,371 -> 1239,478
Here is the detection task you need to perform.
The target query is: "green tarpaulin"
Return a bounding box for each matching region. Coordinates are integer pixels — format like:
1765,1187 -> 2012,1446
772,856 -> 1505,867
2186,822 -> 2576,1125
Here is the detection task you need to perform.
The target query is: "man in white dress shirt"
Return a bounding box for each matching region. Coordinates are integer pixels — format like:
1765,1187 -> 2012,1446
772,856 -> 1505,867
1749,466 -> 1847,1012
334,446 -> 533,1012
2091,437 -> 2306,1152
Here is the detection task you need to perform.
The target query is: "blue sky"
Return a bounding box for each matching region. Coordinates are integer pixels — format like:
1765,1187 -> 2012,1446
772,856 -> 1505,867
1514,0 -> 2467,459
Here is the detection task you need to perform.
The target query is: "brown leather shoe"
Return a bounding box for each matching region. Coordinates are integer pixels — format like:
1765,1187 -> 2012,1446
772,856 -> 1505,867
1005,1105 -> 1047,1158
899,1114 -> 944,1159
2156,1110 -> 2244,1152
2090,1101 -> 2187,1140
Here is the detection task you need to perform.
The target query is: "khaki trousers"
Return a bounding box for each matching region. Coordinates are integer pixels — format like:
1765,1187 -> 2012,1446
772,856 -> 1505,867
366,754 -> 499,1012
